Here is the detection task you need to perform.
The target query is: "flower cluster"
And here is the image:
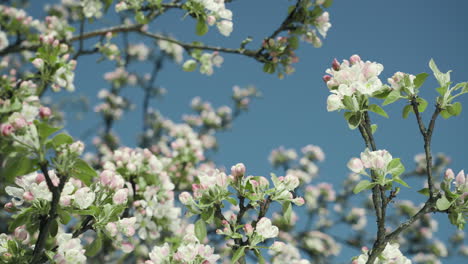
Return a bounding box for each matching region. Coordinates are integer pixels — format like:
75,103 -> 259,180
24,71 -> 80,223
183,51 -> 224,76
348,149 -> 408,193
302,231 -> 341,257
54,233 -> 87,264
437,169 -> 468,229
103,67 -> 137,88
324,55 -> 385,112
94,89 -> 131,121
352,243 -> 411,264
158,39 -> 184,64
304,183 -> 336,210
33,35 -> 77,92
82,0 -> 103,19
269,241 -> 310,264
145,224 -> 220,264
191,0 -> 234,37
231,85 -> 260,111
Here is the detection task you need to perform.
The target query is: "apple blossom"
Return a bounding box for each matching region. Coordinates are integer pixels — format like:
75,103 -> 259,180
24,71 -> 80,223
256,217 -> 279,239
73,187 -> 95,209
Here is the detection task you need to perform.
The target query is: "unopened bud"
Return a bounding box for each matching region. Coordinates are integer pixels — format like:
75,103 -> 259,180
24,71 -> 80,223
332,58 -> 340,71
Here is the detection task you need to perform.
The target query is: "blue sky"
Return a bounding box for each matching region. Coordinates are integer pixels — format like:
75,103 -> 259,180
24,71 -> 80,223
28,0 -> 468,262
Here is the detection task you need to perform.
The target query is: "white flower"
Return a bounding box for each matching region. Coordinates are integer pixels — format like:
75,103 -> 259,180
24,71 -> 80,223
255,217 -> 279,239
326,93 -> 344,112
148,243 -> 171,264
315,12 -> 331,37
353,243 -> 411,264
54,233 -> 86,264
360,149 -> 392,170
81,0 -> 103,18
0,31 -> 8,51
73,187 -> 95,209
217,20 -> 233,36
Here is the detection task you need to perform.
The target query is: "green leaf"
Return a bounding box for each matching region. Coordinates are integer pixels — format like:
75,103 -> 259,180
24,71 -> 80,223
392,177 -> 409,188
440,109 -> 452,119
347,112 -> 362,130
353,180 -> 375,194
72,159 -> 97,185
51,133 -> 73,148
0,97 -> 21,113
226,197 -> 238,206
2,155 -> 38,182
232,246 -> 246,263
417,188 -> 430,197
50,219 -> 58,238
288,36 -> 299,50
59,210 -> 72,225
436,196 -> 452,211
323,0 -> 333,8
413,73 -> 429,88
436,86 -> 447,96
196,19 -> 209,36
283,202 -> 292,224
368,104 -> 389,118
9,209 -> 32,231
387,158 -> 405,177
416,97 -> 428,113
135,12 -> 147,24
402,104 -> 413,119
85,236 -> 102,257
34,121 -> 61,142
194,219 -> 207,242
342,96 -> 355,111
263,63 -> 276,74
371,124 -> 378,134
383,90 -> 401,105
201,207 -> 215,222
446,102 -> 462,116
429,59 -> 451,87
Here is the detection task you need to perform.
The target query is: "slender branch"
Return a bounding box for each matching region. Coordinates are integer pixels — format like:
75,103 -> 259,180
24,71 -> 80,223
31,162 -> 68,264
410,97 -> 441,197
138,30 -> 266,62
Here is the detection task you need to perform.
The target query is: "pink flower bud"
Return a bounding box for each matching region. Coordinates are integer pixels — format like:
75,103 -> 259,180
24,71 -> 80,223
36,173 -> 45,183
106,222 -> 118,237
445,168 -> 455,180
244,223 -> 253,236
230,163 -> 246,178
14,225 -> 29,242
59,44 -> 68,53
100,170 -> 114,185
121,242 -> 134,253
222,220 -> 229,226
39,106 -> 51,119
4,202 -> 14,212
332,58 -> 340,71
456,170 -> 466,186
206,15 -> 216,26
106,32 -> 113,40
322,75 -> 332,83
293,197 -> 305,206
113,189 -> 129,205
347,158 -> 364,173
52,39 -> 59,47
349,54 -> 361,64
23,191 -> 34,201
1,123 -> 14,136
179,192 -> 192,205
32,58 -> 44,69
12,118 -> 27,129
60,196 -> 71,206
